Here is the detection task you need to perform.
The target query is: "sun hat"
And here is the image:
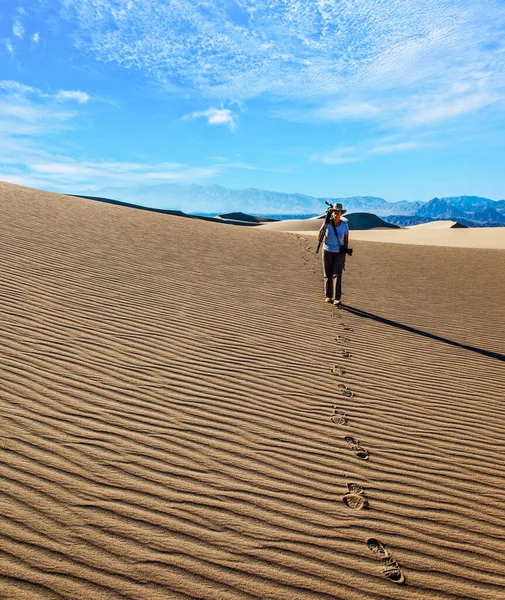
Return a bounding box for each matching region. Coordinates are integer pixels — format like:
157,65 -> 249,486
332,202 -> 347,214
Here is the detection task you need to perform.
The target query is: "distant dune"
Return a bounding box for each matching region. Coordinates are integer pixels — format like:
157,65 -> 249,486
217,211 -> 278,223
0,181 -> 505,600
345,212 -> 399,230
349,226 -> 505,248
408,220 -> 467,229
260,212 -> 398,232
258,212 -> 504,249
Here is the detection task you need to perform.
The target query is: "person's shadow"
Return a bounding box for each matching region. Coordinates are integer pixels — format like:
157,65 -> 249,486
342,305 -> 505,363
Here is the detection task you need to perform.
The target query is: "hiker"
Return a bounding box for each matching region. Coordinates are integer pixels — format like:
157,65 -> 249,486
317,202 -> 350,306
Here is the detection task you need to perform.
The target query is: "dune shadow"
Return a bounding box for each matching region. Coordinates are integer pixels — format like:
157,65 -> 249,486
343,305 -> 505,363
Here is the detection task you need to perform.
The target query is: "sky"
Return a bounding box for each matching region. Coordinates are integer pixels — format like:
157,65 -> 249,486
1,0 -> 505,205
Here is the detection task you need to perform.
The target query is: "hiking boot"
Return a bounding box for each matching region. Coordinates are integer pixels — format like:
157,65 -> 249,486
325,297 -> 333,303
334,299 -> 342,306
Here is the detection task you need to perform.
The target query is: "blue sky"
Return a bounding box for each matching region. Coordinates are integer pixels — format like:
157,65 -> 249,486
1,0 -> 505,204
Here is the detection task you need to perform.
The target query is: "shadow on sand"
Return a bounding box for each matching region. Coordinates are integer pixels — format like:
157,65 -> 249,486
343,305 -> 505,363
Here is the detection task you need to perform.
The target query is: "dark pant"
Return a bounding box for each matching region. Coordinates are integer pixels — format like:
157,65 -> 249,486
323,250 -> 344,300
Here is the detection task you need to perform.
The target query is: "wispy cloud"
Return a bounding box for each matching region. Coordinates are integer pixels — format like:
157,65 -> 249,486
0,151 -> 222,191
55,90 -> 90,104
368,141 -> 422,155
404,76 -> 502,125
61,0 -> 505,112
23,159 -> 220,186
312,138 -> 425,165
0,80 -> 44,96
32,33 -> 40,43
12,20 -> 24,39
184,107 -> 237,131
5,39 -> 14,54
0,80 -> 225,191
311,147 -> 361,166
0,81 -> 91,105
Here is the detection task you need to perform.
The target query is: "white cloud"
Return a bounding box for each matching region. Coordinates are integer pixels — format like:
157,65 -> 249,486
0,80 -> 36,94
32,33 -> 40,43
368,141 -> 422,155
0,81 -> 80,139
60,0 -> 505,105
55,90 -> 90,104
0,156 -> 222,191
311,147 -> 361,165
6,40 -> 14,53
312,137 -> 425,165
13,20 -> 24,39
184,107 -> 237,131
314,102 -> 382,122
0,82 -> 91,105
0,80 -> 223,192
275,100 -> 382,124
405,76 -> 501,125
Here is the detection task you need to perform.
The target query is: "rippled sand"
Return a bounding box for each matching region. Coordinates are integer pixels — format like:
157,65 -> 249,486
1,182 -> 504,600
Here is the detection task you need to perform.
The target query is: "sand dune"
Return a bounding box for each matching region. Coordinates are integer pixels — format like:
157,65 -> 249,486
408,220 -> 464,229
260,215 -> 505,249
259,213 -> 396,232
349,227 -> 505,248
1,181 -> 505,600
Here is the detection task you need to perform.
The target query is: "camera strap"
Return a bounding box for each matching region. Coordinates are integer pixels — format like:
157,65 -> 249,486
330,219 -> 340,244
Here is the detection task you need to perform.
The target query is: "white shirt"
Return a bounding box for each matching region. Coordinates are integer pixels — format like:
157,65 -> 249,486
323,218 -> 349,252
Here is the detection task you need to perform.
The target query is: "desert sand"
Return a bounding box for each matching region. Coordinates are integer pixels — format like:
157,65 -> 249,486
1,181 -> 505,600
259,216 -> 505,249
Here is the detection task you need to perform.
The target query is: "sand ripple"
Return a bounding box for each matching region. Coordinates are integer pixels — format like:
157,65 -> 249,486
1,182 -> 504,599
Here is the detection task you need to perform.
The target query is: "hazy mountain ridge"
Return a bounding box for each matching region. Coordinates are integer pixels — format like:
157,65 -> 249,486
80,184 -> 505,226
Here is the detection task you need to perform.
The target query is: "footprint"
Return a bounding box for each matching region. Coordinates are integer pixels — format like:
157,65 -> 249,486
340,350 -> 352,358
367,539 -> 405,584
347,482 -> 363,495
338,384 -> 354,398
335,336 -> 351,344
343,494 -> 368,510
332,365 -> 345,376
342,483 -> 368,510
344,435 -> 369,460
331,407 -> 347,425
367,538 -> 390,558
382,557 -> 406,584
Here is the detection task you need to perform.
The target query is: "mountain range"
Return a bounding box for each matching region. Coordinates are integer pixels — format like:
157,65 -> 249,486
79,184 -> 505,227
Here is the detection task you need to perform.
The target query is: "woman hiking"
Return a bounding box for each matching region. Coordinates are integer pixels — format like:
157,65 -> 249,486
317,203 -> 350,306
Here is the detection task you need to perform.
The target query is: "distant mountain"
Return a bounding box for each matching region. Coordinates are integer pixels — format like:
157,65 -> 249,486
383,216 -> 435,227
318,196 -> 392,215
472,207 -> 505,223
388,200 -> 425,215
413,198 -> 467,220
80,183 -> 324,215
78,184 -> 505,226
494,200 -> 505,215
439,196 -> 502,213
